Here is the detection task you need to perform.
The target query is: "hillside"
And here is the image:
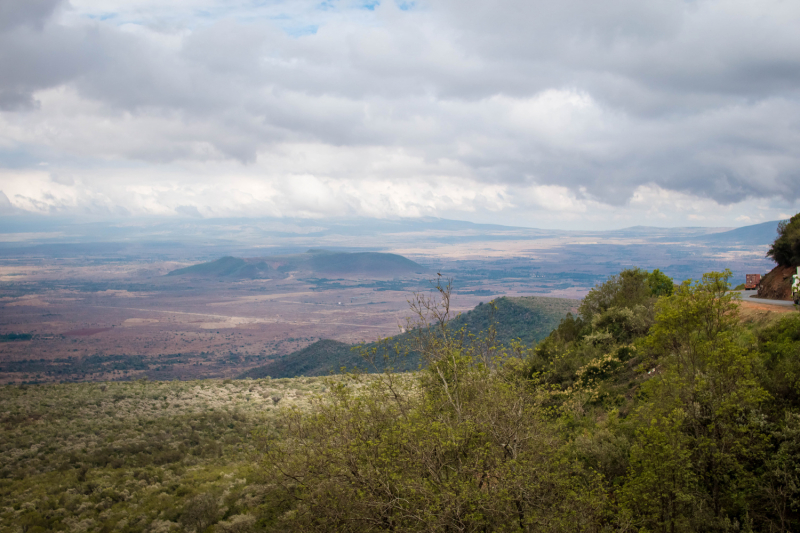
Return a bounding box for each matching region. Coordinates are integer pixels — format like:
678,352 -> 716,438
757,264 -> 797,300
306,251 -> 425,277
167,250 -> 426,280
690,220 -> 780,245
239,295 -> 577,379
239,339 -> 353,379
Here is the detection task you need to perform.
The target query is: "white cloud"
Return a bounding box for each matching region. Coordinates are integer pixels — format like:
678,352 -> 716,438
1,0 -> 799,228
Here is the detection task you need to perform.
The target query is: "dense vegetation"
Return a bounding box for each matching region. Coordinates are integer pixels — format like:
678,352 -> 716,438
767,212 -> 800,267
240,294 -> 576,378
0,333 -> 33,342
0,377 -> 334,533
3,268 -> 800,532
239,339 -> 353,379
263,269 -> 800,531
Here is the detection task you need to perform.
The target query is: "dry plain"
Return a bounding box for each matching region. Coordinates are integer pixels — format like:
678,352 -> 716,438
0,218 -> 777,384
0,258 -> 498,384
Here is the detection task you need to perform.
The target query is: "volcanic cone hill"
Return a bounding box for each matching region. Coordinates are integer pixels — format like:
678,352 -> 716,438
304,251 -> 425,277
239,295 -> 578,379
167,256 -> 278,279
167,250 -> 427,280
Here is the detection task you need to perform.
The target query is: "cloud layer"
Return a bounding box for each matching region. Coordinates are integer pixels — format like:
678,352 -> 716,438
0,0 -> 799,228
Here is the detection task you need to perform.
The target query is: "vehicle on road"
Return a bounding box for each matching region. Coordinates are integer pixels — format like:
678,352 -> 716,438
745,273 -> 761,290
793,268 -> 799,305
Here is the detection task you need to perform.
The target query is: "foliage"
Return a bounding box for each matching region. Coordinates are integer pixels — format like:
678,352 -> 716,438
0,377 -> 332,533
621,271 -> 770,531
263,280 -> 604,531
0,333 -> 33,342
767,212 -> 800,266
647,268 -> 675,297
578,268 -> 653,323
757,313 -> 800,411
238,339 -> 353,379
5,268 -> 800,532
525,268 -> 667,404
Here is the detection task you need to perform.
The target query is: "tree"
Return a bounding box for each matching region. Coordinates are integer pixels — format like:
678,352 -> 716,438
180,493 -> 220,532
647,269 -> 675,297
578,268 -> 651,323
528,267 -> 672,392
620,271 -> 769,532
767,212 -> 800,267
578,268 -> 674,324
263,280 -> 605,532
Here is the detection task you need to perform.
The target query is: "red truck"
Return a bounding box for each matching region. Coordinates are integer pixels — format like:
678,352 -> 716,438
745,274 -> 761,290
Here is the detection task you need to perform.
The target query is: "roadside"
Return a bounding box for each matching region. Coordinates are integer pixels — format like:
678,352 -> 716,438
734,289 -> 796,308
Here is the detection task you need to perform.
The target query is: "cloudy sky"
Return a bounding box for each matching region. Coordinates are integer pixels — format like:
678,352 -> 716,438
0,0 -> 799,229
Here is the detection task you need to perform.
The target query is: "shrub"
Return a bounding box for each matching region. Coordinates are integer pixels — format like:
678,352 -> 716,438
180,493 -> 220,532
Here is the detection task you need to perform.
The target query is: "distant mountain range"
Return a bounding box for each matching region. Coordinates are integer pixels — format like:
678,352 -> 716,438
686,220 -> 780,246
0,216 -> 783,258
167,249 -> 427,279
239,295 -> 578,379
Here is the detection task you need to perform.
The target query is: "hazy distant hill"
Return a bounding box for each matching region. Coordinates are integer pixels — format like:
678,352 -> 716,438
305,251 -> 425,277
167,250 -> 426,279
689,220 -> 780,245
167,256 -> 278,278
239,295 -> 577,379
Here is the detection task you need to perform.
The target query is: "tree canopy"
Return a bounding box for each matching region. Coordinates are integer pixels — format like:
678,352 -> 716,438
767,212 -> 800,266
262,270 -> 800,532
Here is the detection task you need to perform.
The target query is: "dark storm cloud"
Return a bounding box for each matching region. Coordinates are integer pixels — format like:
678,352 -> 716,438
0,0 -> 62,31
0,0 -> 100,110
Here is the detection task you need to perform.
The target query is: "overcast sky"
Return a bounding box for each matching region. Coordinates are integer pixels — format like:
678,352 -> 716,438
0,0 -> 799,230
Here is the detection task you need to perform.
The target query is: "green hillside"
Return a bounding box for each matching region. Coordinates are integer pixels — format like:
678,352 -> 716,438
238,295 -> 577,379
455,296 -> 578,346
239,339 -> 353,379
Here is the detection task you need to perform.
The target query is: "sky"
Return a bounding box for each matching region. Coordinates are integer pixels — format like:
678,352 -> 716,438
0,0 -> 799,230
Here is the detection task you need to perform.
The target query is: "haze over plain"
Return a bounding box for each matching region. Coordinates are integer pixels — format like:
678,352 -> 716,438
1,0 -> 799,230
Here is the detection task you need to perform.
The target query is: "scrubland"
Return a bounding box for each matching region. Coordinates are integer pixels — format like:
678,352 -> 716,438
2,268 -> 800,532
0,376 -> 335,533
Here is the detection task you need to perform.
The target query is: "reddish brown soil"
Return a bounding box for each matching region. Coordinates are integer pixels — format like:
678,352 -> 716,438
62,327 -> 114,336
0,260 -> 502,384
740,300 -> 794,314
757,265 -> 797,300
